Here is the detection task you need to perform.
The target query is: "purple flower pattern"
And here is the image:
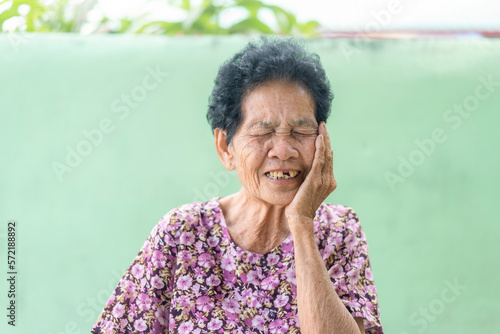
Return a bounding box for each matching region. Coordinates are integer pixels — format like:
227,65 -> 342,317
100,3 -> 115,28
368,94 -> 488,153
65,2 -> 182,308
91,197 -> 383,333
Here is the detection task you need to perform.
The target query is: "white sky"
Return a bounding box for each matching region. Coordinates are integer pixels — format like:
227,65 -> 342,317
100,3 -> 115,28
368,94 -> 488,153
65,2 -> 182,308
98,0 -> 500,30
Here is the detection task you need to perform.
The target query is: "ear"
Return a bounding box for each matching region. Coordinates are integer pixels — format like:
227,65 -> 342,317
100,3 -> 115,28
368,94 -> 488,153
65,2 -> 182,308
214,128 -> 235,171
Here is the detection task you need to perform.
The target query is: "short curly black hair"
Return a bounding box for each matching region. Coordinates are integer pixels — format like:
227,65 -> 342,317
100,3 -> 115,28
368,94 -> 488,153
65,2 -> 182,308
206,36 -> 334,145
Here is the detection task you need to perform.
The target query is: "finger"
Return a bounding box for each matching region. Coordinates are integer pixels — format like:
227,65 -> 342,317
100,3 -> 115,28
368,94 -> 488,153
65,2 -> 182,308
320,122 -> 333,173
323,122 -> 332,154
321,123 -> 336,192
309,133 -> 325,178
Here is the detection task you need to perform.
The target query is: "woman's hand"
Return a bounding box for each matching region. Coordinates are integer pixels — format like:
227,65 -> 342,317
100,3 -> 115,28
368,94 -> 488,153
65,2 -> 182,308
285,121 -> 337,232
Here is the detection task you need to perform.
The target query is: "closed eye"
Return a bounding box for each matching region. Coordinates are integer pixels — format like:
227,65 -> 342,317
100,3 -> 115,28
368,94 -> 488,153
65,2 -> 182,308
292,130 -> 315,136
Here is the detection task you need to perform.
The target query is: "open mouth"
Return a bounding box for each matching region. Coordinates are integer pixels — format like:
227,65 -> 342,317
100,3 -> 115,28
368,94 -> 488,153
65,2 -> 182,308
265,170 -> 301,180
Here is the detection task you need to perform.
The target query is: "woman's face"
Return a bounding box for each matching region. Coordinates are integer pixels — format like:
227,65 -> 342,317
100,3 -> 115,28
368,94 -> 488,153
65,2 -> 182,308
228,80 -> 319,207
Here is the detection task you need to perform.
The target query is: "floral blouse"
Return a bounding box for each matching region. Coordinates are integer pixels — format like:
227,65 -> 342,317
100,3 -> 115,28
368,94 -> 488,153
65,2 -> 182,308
91,197 -> 383,333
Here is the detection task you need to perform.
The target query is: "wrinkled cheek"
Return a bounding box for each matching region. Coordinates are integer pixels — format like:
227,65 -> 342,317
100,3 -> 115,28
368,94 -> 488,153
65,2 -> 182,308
237,147 -> 262,195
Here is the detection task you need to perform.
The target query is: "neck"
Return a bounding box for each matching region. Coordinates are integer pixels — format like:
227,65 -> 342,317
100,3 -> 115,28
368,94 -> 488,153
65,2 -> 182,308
218,189 -> 291,255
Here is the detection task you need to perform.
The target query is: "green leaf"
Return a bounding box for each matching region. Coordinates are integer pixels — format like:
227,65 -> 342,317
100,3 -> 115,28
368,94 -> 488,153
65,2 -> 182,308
298,20 -> 320,35
136,20 -> 172,33
118,18 -> 132,33
267,5 -> 295,34
234,0 -> 264,18
228,17 -> 273,34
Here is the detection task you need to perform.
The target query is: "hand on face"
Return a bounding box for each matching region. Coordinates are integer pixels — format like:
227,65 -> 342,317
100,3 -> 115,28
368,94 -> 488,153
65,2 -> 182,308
285,121 -> 337,228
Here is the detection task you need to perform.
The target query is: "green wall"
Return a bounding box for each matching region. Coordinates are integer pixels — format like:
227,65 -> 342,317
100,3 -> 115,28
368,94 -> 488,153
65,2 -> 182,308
1,33 -> 499,333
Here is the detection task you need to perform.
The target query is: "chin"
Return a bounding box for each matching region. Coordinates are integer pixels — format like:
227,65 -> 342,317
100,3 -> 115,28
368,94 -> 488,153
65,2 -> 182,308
261,192 -> 295,208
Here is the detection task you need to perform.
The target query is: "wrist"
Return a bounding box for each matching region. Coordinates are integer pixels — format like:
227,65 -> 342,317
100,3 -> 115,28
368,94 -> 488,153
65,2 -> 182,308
287,215 -> 315,237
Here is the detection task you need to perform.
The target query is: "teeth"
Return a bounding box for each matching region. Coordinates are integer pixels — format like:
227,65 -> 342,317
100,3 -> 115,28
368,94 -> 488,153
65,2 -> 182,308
266,171 -> 299,180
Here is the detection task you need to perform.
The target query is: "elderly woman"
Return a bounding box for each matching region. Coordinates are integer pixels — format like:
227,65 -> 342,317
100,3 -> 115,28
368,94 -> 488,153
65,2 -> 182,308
91,37 -> 383,334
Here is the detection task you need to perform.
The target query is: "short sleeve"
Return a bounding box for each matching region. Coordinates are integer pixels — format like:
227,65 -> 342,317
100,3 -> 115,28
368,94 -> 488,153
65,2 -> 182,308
326,207 -> 383,334
91,210 -> 178,334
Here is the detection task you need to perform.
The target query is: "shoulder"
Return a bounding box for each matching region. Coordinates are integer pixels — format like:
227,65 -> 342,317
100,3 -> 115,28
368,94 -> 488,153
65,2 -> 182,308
315,203 -> 365,240
316,203 -> 360,228
154,199 -> 219,242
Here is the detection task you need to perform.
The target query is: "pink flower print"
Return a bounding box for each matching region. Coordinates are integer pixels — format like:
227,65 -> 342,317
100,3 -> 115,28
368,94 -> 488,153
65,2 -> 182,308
131,264 -> 144,279
282,240 -> 294,254
164,232 -> 175,247
222,298 -> 241,314
206,274 -> 221,287
178,320 -> 194,334
251,254 -> 261,265
267,253 -> 280,266
285,267 -> 296,285
140,277 -> 148,289
347,268 -> 361,285
151,275 -> 165,289
119,319 -> 128,331
221,254 -> 236,271
123,279 -> 136,295
192,283 -> 201,295
269,319 -> 289,333
178,250 -> 193,263
336,205 -> 348,214
207,318 -> 223,330
329,263 -> 344,279
180,231 -> 195,245
154,305 -> 169,326
338,278 -> 349,294
177,295 -> 192,308
177,275 -> 193,290
198,253 -> 215,268
136,292 -> 151,311
322,244 -> 336,260
134,319 -> 147,332
207,236 -> 219,247
260,292 -> 272,305
103,320 -> 114,333
365,267 -> 373,281
112,303 -> 125,318
226,312 -> 239,327
352,256 -> 365,269
151,250 -> 166,268
196,296 -> 215,312
366,301 -> 375,313
106,293 -> 115,307
247,270 -> 260,285
223,270 -> 237,288
195,240 -> 205,252
328,233 -> 343,247
249,291 -> 262,308
261,276 -> 279,290
252,315 -> 265,331
273,294 -> 289,308
142,240 -> 152,257
344,233 -> 358,249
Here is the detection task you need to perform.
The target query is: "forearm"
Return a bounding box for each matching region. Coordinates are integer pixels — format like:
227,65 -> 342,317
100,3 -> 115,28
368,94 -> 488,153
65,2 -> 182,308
290,218 -> 359,334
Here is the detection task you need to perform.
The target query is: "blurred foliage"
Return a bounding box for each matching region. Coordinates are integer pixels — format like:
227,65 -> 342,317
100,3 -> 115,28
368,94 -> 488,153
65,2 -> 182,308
0,0 -> 320,35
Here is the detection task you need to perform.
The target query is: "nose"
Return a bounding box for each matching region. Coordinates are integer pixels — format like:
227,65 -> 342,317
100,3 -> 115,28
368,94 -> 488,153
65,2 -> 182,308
267,136 -> 299,160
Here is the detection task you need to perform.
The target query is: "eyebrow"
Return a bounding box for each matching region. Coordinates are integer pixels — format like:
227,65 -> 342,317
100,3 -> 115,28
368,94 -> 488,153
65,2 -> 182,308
288,119 -> 318,128
247,119 -> 318,129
